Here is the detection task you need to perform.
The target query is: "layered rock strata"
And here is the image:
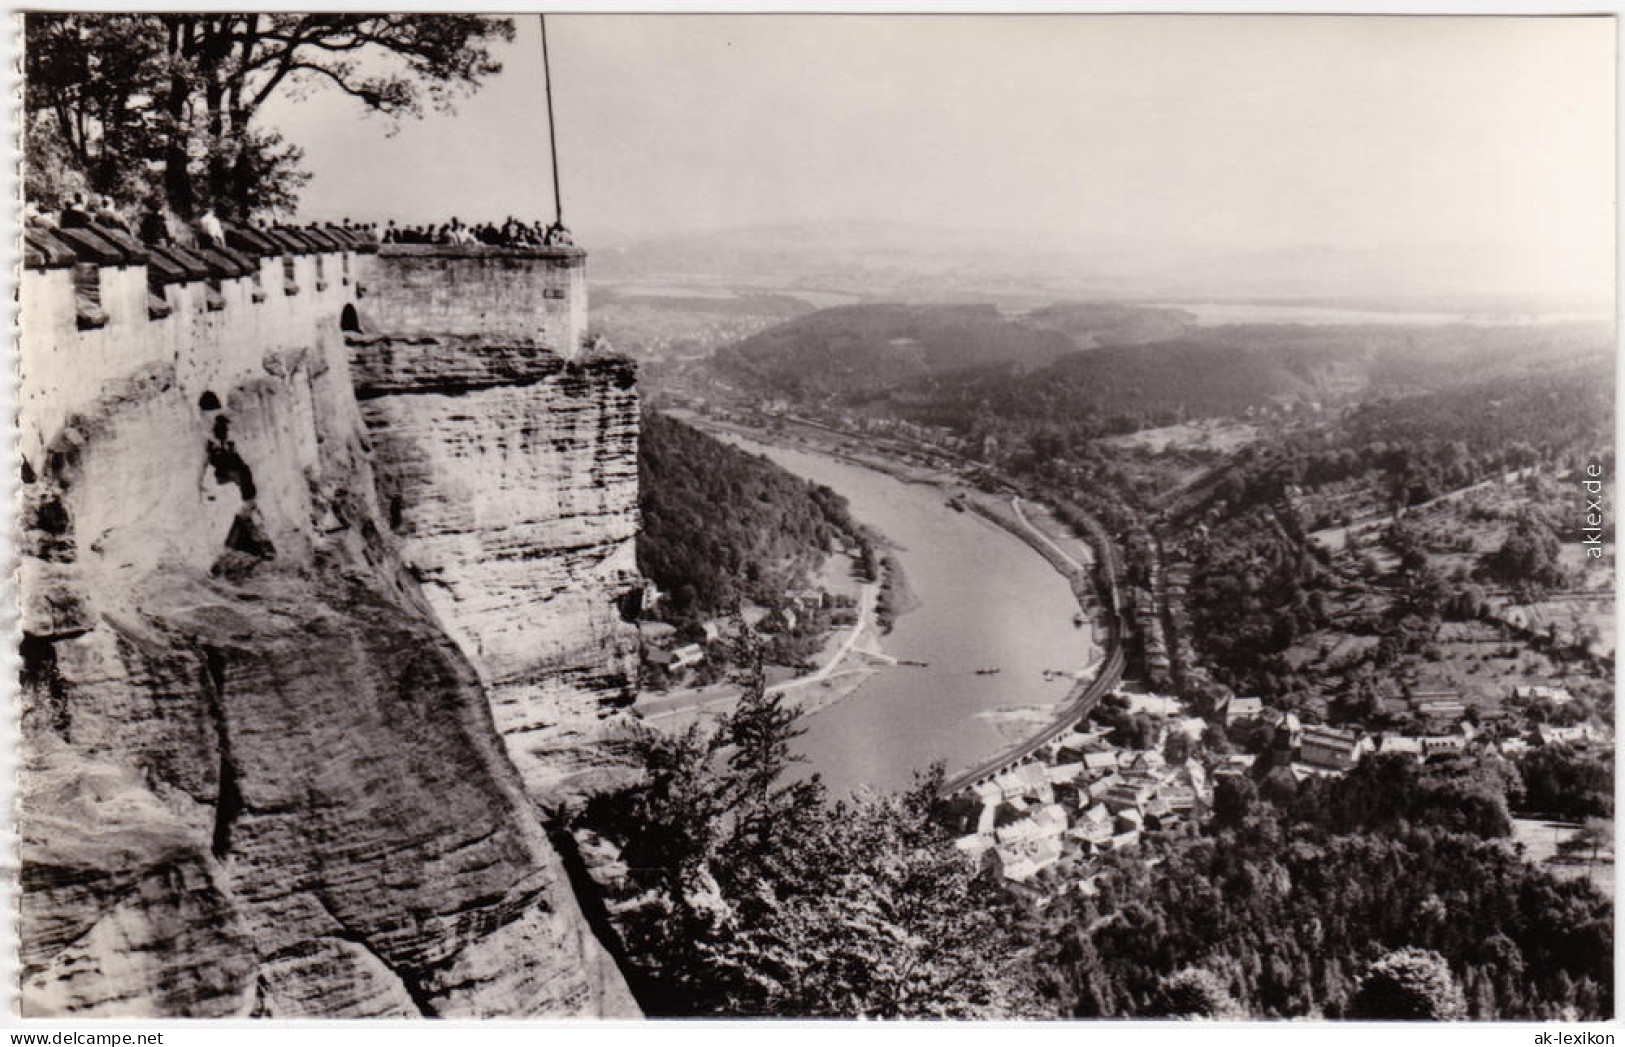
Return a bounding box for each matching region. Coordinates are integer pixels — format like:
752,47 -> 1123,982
17,253 -> 638,1016
349,335 -> 643,805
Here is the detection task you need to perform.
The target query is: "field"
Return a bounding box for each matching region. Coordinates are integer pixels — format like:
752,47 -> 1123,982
1100,419 -> 1260,455
1512,818 -> 1614,896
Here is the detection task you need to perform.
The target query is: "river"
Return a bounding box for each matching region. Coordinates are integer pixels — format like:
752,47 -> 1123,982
713,432 -> 1088,797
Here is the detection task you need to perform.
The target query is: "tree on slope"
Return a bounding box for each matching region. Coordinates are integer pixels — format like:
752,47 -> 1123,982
1153,967 -> 1246,1020
582,668 -> 1038,1017
1350,947 -> 1467,1020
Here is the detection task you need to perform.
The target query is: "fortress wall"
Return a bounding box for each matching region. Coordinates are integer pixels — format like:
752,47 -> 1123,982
16,237 -> 641,1017
364,244 -> 587,357
19,250 -> 362,471
19,235 -> 643,1014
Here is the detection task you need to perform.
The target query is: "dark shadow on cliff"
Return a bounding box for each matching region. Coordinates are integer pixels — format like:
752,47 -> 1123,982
543,817 -> 657,1012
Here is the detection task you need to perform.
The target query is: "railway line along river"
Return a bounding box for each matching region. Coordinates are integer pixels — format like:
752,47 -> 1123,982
709,429 -> 1092,797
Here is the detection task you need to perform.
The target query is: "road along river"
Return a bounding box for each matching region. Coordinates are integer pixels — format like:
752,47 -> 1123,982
711,431 -> 1091,797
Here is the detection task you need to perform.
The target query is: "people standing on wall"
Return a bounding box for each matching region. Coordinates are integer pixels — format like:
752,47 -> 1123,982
59,193 -> 91,229
93,196 -> 129,233
23,201 -> 58,230
138,201 -> 170,245
197,208 -> 225,249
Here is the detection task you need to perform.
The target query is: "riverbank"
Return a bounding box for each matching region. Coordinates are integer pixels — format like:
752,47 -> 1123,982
634,565 -> 892,732
682,417 -> 1101,794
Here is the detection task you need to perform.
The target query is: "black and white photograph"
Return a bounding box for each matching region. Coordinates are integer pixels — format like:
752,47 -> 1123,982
7,6 -> 1617,1029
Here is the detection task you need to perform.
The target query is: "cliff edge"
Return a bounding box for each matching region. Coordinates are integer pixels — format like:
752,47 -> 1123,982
17,235 -> 640,1016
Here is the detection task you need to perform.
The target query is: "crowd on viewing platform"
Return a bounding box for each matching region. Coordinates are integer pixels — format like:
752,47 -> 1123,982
24,192 -> 576,270
381,215 -> 573,247
22,192 -> 582,331
24,192 -> 382,267
22,193 -> 397,326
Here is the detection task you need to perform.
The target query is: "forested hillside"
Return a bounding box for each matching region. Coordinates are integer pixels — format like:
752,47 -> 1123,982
709,308 -> 1611,446
899,321 -> 1613,440
1031,754 -> 1612,1019
712,303 -> 1073,400
637,410 -> 859,622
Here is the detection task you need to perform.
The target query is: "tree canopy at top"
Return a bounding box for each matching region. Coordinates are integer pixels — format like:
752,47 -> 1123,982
23,13 -> 515,220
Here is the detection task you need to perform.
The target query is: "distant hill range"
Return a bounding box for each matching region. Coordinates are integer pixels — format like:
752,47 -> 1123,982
711,303 -> 1080,400
910,321 -> 1615,426
709,298 -> 1613,423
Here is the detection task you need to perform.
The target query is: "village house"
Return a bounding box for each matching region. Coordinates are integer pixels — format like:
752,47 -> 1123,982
1420,733 -> 1466,757
1070,727 -> 1112,748
1031,803 -> 1070,838
1409,689 -> 1469,723
1086,771 -> 1124,803
1048,762 -> 1086,785
1515,684 -> 1575,705
1376,735 -> 1424,759
1015,762 -> 1055,800
1297,724 -> 1365,772
785,589 -> 824,610
1261,708 -> 1304,746
1109,829 -> 1142,851
1161,784 -> 1199,820
996,817 -> 1041,847
1104,779 -> 1156,813
1081,750 -> 1120,775
1068,804 -> 1113,844
1223,695 -> 1265,724
1537,723 -> 1607,747
1499,737 -> 1533,758
1124,749 -> 1166,774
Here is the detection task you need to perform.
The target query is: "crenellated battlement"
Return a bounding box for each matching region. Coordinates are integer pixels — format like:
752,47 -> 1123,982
18,227 -> 593,471
19,239 -> 363,470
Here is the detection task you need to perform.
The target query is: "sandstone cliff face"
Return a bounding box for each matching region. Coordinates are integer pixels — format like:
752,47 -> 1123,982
349,336 -> 643,805
18,282 -> 639,1016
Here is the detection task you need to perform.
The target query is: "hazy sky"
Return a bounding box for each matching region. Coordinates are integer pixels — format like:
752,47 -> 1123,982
267,15 -> 1614,293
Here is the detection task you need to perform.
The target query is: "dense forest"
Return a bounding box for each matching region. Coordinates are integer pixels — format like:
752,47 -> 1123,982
637,410 -> 859,622
711,308 -> 1611,449
582,676 -> 1611,1019
579,680 -> 1038,1017
1032,753 -> 1612,1019
712,303 -> 1074,401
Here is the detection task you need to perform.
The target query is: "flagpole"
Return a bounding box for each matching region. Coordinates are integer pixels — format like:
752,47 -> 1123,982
540,14 -> 564,227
